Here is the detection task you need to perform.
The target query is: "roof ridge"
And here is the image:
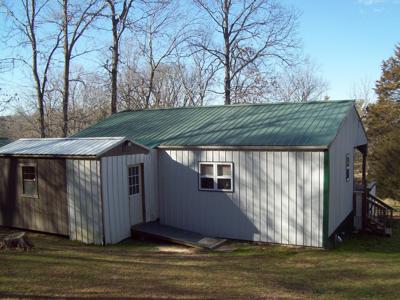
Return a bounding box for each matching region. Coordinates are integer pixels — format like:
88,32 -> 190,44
117,100 -> 355,114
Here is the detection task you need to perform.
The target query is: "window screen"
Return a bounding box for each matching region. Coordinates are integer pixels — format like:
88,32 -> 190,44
22,165 -> 38,197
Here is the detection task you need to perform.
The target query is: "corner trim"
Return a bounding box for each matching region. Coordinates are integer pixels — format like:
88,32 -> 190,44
323,150 -> 330,248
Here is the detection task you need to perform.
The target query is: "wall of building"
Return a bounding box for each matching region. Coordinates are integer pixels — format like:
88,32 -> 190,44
158,149 -> 325,247
328,107 -> 368,235
66,159 -> 103,244
0,157 -> 69,235
101,149 -> 158,244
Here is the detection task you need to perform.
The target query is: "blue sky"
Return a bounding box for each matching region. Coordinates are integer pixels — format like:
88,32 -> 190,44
283,0 -> 400,100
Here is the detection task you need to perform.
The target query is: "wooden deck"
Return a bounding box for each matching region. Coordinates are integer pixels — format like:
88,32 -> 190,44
132,222 -> 227,250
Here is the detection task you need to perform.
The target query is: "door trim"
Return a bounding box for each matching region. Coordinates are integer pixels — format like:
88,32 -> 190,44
140,163 -> 146,223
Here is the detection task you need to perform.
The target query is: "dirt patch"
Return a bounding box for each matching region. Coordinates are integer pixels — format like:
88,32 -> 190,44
156,245 -> 197,254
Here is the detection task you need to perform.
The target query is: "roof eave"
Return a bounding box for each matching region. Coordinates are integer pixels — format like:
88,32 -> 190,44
156,145 -> 329,151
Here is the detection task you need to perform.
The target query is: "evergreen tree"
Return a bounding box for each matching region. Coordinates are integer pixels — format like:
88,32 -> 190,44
375,44 -> 400,102
367,44 -> 400,199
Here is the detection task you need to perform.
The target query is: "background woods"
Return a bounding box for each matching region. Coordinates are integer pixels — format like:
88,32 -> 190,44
0,1 -> 399,202
0,0 -> 328,137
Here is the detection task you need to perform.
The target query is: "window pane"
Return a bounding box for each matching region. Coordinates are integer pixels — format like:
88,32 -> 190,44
217,179 -> 231,190
22,166 -> 36,180
200,178 -> 214,189
23,181 -> 37,196
200,164 -> 213,176
217,164 -> 231,176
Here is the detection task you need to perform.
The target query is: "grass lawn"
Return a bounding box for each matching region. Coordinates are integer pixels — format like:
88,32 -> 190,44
1,224 -> 400,300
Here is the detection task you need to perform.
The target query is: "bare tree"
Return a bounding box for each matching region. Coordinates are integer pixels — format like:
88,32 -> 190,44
350,77 -> 374,103
59,0 -> 106,136
192,0 -> 298,105
271,58 -> 329,102
177,36 -> 219,106
104,0 -> 134,114
1,0 -> 61,137
135,1 -> 190,108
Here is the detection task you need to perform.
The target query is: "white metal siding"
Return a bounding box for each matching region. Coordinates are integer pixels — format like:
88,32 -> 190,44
329,108 -> 368,235
66,159 -> 103,244
159,149 -> 325,247
101,150 -> 158,244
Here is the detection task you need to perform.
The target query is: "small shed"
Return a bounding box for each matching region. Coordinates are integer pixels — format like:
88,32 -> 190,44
0,137 -> 158,244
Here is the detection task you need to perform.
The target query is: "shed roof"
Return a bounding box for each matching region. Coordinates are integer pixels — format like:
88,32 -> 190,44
0,137 -> 133,158
74,100 -> 358,149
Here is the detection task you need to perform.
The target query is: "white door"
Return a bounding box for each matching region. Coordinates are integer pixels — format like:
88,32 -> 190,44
128,165 -> 143,226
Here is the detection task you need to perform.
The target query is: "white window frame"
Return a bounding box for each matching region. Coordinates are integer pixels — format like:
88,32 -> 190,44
198,162 -> 233,192
20,163 -> 39,198
128,165 -> 141,196
345,153 -> 350,182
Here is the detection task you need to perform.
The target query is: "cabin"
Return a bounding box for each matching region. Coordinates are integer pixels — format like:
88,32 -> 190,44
0,100 -> 383,248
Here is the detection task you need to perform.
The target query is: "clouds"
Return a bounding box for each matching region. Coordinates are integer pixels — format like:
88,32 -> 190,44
357,0 -> 385,5
357,0 -> 400,5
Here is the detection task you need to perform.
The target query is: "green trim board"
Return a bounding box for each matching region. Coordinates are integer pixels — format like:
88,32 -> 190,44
74,100 -> 355,148
323,150 -> 330,248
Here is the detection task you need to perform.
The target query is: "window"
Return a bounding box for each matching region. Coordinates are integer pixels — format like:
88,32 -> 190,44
128,165 -> 140,195
346,153 -> 350,182
199,162 -> 233,192
21,165 -> 38,197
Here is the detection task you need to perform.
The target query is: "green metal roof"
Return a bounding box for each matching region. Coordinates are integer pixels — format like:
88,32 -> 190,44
74,100 -> 356,148
0,138 -> 11,148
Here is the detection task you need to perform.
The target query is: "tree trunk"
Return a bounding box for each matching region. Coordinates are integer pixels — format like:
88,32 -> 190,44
110,3 -> 119,114
145,68 -> 155,108
223,0 -> 231,105
62,0 -> 70,137
30,0 -> 46,137
0,232 -> 34,251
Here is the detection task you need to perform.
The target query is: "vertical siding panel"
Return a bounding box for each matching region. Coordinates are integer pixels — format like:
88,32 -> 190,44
73,160 -> 82,242
107,157 -> 115,243
90,160 -> 98,244
311,153 -> 320,247
296,152 -> 304,246
178,150 -> 185,228
259,152 -> 267,242
80,160 -> 88,244
274,152 -> 282,244
84,160 -> 93,244
253,152 -> 260,241
267,152 -> 274,242
319,152 -> 324,247
67,160 -> 75,240
245,152 -> 252,230
281,152 -> 289,244
288,152 -> 297,245
101,158 -> 110,244
239,151 -> 246,237
304,152 -> 312,246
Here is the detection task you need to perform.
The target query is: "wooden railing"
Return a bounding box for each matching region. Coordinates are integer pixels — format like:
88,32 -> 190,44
367,193 -> 394,233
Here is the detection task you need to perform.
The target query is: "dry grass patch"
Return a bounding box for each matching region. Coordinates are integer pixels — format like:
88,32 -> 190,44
1,223 -> 400,299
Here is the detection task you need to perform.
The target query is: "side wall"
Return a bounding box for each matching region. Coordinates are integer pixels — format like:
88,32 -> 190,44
101,150 -> 158,244
0,157 -> 68,235
329,107 -> 368,235
66,159 -> 103,244
159,150 -> 325,247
